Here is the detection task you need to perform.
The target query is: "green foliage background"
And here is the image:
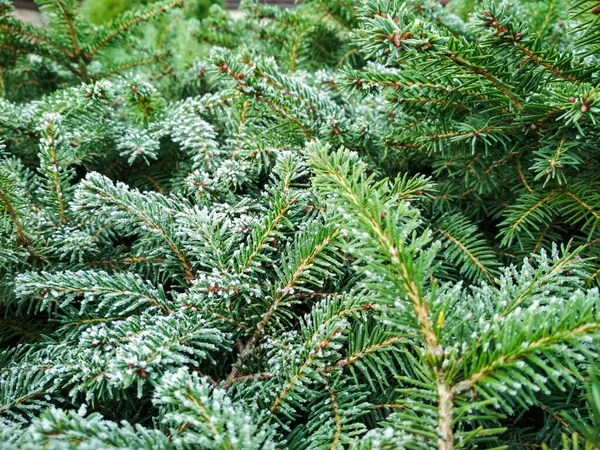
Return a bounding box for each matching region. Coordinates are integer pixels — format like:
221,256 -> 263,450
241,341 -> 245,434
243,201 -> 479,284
82,0 -> 223,23
0,0 -> 600,448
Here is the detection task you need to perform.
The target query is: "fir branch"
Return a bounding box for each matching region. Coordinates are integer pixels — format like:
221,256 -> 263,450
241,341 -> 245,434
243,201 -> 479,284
154,368 -> 276,449
499,191 -> 559,248
432,213 -> 500,283
14,270 -> 172,316
85,0 -> 184,60
476,7 -> 583,84
52,0 -> 89,82
322,335 -> 404,373
74,173 -> 194,280
443,51 -> 523,110
21,407 -> 172,449
309,143 -> 456,449
94,52 -> 170,80
308,144 -> 442,356
454,309 -> 600,406
0,20 -> 71,58
231,157 -> 300,275
268,324 -> 344,415
1,0 -> 600,446
225,223 -> 341,387
323,377 -> 343,449
35,115 -> 75,225
0,169 -> 30,248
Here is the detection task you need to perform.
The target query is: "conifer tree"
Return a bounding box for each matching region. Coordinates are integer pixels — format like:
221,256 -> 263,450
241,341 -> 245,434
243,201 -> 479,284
1,0 -> 600,449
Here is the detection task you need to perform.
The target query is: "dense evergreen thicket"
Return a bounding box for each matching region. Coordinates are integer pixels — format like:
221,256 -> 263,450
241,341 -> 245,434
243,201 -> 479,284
1,0 -> 600,448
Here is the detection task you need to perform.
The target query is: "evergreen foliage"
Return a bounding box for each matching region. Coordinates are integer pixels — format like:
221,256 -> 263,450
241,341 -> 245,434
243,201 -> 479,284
1,0 -> 600,448
81,0 -> 222,24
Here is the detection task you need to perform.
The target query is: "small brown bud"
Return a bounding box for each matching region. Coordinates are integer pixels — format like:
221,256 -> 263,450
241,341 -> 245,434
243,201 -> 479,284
482,10 -> 492,17
392,30 -> 402,48
581,104 -> 590,113
70,141 -> 79,148
568,97 -> 576,103
76,292 -> 84,299
40,289 -> 47,296
592,5 -> 600,14
85,92 -> 92,98
514,32 -> 522,40
16,235 -> 30,247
